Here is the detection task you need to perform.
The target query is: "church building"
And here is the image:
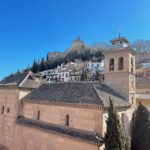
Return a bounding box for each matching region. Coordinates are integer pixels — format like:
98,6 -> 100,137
0,37 -> 136,150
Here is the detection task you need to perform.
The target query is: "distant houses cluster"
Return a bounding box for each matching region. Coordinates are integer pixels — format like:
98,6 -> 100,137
39,61 -> 104,83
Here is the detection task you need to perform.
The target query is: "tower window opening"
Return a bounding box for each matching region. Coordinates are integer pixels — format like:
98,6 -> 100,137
109,58 -> 114,71
66,114 -> 69,126
118,57 -> 124,70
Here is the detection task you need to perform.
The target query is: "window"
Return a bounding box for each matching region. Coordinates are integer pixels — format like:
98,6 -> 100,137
66,73 -> 68,77
66,114 -> 69,126
131,57 -> 133,66
121,113 -> 125,126
118,57 -> 124,70
131,57 -> 134,73
1,106 -> 4,114
109,58 -> 114,71
131,81 -> 134,88
37,110 -> 40,120
131,97 -> 134,105
7,107 -> 10,114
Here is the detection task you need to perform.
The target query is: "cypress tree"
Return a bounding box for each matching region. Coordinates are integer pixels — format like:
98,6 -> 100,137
104,98 -> 130,150
131,103 -> 150,150
95,70 -> 100,81
46,54 -> 49,62
31,59 -> 39,73
39,57 -> 46,71
81,69 -> 88,81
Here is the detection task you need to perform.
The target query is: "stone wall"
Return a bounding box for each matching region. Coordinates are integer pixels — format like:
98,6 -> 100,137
14,125 -> 98,150
22,102 -> 103,134
0,88 -> 103,150
0,88 -> 19,150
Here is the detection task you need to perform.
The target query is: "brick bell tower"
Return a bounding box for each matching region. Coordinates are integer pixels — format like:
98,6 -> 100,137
104,37 -> 136,106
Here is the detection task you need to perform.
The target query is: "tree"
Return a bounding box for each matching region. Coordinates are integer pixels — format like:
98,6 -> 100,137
31,59 -> 39,73
39,58 -> 46,72
81,69 -> 88,81
104,98 -> 130,150
95,70 -> 100,81
131,103 -> 150,150
46,54 -> 49,62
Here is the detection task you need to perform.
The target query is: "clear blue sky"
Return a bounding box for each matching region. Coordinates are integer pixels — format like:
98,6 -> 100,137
0,0 -> 149,79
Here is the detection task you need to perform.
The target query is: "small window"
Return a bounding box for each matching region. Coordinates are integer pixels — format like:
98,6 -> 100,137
131,97 -> 134,104
131,57 -> 134,73
66,114 -> 69,126
7,107 -> 10,114
37,110 -> 40,120
121,113 -> 125,126
131,81 -> 134,88
131,57 -> 133,66
2,106 -> 4,114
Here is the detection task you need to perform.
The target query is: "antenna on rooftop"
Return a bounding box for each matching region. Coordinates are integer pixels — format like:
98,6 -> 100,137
118,28 -> 121,37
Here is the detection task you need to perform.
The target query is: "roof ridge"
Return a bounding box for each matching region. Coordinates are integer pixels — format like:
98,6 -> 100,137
93,85 -> 104,105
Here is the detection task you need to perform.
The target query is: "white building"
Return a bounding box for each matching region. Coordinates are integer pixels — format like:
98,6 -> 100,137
40,62 -> 84,83
86,61 -> 104,74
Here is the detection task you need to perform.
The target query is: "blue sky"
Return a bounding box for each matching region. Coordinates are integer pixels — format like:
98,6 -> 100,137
0,0 -> 149,79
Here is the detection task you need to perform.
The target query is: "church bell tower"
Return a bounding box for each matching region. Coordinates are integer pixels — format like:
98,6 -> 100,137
104,37 -> 136,106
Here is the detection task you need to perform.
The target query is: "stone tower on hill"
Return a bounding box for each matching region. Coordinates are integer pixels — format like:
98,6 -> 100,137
104,37 -> 136,106
67,36 -> 85,52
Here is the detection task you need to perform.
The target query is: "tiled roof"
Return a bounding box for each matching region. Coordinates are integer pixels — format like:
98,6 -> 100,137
23,82 -> 102,105
136,76 -> 150,86
110,37 -> 129,43
0,71 -> 29,86
16,117 -> 102,145
0,71 -> 44,89
95,84 -> 130,108
22,82 -> 130,108
103,47 -> 136,55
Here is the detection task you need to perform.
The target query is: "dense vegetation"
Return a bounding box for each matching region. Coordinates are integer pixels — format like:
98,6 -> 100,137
131,103 -> 150,150
31,49 -> 103,73
104,98 -> 130,150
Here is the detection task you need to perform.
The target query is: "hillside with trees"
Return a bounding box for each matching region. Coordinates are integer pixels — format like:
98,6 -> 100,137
31,37 -> 104,73
31,38 -> 150,73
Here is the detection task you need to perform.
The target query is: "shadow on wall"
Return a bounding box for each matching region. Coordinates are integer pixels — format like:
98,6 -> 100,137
0,145 -> 9,150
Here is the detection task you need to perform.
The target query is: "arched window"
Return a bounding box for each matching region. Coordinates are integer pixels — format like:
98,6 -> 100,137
37,110 -> 40,120
66,114 -> 69,126
1,106 -> 4,114
118,57 -> 124,70
109,58 -> 114,71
